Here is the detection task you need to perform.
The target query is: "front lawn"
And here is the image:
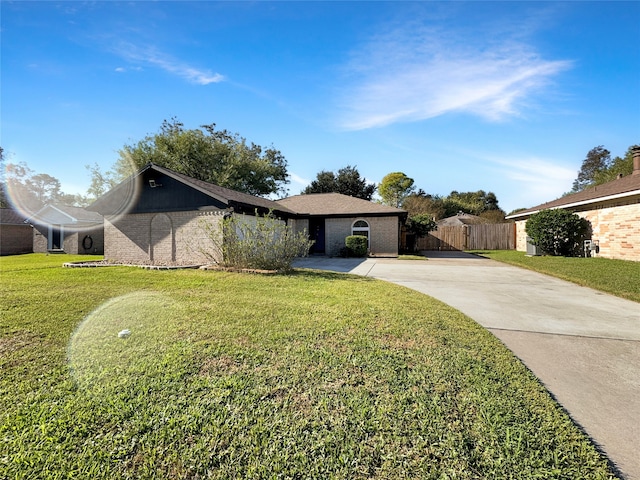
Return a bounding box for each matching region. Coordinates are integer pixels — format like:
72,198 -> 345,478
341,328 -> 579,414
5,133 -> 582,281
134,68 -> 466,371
0,254 -> 618,479
471,250 -> 640,303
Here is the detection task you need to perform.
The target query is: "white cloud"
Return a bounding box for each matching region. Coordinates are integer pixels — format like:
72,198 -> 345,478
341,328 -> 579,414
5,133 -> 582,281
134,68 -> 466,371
338,21 -> 572,130
113,42 -> 224,85
489,155 -> 576,208
289,172 -> 310,190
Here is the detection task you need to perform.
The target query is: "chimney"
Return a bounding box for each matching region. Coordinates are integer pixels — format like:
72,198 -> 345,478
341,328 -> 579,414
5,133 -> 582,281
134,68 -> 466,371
633,146 -> 640,175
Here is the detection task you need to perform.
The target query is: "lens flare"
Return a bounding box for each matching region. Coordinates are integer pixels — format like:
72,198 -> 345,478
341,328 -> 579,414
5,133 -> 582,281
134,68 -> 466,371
68,292 -> 189,395
3,155 -> 142,233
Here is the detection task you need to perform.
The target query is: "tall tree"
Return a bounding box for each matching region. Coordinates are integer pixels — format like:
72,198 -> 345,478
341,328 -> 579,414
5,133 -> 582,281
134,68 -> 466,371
2,162 -> 72,212
302,165 -> 376,200
571,145 -> 611,192
378,172 -> 415,207
592,145 -> 638,185
114,118 -> 289,197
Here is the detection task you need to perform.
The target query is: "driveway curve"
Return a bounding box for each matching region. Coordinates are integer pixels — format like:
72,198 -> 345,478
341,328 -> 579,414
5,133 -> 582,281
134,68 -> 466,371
294,253 -> 640,479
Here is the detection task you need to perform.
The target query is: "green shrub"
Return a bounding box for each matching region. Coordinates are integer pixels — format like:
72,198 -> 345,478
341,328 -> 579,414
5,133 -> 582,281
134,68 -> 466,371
406,213 -> 437,238
525,209 -> 589,256
202,210 -> 314,271
345,235 -> 368,257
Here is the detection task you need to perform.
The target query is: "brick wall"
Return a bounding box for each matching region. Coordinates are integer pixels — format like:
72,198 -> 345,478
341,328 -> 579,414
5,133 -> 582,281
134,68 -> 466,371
325,216 -> 400,257
514,199 -> 640,261
32,225 -> 49,252
0,225 -> 33,255
105,210 -> 224,265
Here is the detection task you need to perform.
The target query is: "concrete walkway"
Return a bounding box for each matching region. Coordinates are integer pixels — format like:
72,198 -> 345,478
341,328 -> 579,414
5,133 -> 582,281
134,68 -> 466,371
294,253 -> 640,479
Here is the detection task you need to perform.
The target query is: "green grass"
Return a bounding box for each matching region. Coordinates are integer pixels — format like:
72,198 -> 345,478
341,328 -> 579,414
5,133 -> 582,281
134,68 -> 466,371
1,254 -> 618,479
470,250 -> 640,303
398,254 -> 428,260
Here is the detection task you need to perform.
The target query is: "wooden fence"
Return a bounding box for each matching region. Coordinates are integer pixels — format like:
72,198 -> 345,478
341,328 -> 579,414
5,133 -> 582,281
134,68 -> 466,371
411,224 -> 516,251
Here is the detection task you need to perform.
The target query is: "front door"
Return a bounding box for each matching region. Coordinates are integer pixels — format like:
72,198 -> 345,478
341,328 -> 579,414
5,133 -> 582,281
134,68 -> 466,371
50,226 -> 62,250
309,218 -> 325,254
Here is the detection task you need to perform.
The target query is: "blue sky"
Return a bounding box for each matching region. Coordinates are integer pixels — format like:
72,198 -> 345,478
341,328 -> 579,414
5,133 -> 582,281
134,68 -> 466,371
2,1 -> 639,214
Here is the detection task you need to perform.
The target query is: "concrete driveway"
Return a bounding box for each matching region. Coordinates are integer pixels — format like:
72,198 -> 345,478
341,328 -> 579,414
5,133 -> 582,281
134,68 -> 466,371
294,253 -> 640,479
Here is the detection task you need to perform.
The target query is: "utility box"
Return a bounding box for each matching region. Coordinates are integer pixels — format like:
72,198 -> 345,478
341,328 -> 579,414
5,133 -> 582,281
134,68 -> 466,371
526,237 -> 543,256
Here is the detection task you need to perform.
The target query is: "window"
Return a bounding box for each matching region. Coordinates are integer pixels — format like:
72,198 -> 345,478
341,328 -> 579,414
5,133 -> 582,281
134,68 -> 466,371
351,219 -> 370,246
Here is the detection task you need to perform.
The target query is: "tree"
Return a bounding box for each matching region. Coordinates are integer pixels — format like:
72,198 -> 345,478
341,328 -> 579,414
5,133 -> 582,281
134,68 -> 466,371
378,172 -> 415,207
402,189 -> 505,221
525,209 -> 589,256
592,145 -> 638,185
571,146 -> 611,192
114,118 -> 289,197
2,161 -> 83,211
406,213 -> 437,238
26,173 -> 62,205
402,192 -> 447,220
302,165 -> 376,200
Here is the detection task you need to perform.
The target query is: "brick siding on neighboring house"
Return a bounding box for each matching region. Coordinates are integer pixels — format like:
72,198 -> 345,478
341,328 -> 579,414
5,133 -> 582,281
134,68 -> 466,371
1,226 -> 33,255
510,147 -> 640,262
0,209 -> 32,255
515,200 -> 640,261
105,210 -> 224,265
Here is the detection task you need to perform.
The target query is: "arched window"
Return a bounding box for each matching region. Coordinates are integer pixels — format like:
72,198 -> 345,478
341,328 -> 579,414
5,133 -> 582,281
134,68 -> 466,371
351,219 -> 370,246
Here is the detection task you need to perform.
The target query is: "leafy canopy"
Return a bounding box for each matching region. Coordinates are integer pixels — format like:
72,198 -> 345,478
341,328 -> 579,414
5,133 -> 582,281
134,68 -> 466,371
378,172 -> 415,207
402,189 -> 505,221
302,165 -> 376,200
571,145 -> 611,193
525,209 -> 589,257
115,118 -> 289,197
570,144 -> 638,193
406,213 -> 437,238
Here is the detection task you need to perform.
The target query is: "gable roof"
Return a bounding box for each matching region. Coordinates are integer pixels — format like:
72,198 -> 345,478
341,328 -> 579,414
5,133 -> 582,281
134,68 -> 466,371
89,163 -> 295,216
437,213 -> 488,226
0,208 -> 30,225
276,193 -> 406,217
507,173 -> 640,219
24,204 -> 103,226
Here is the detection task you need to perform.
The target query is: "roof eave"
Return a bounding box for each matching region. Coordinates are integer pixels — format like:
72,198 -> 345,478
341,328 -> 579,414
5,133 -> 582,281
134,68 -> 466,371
506,188 -> 640,220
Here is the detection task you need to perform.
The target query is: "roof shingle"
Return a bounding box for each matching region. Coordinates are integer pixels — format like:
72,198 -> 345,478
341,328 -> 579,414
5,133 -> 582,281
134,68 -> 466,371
508,173 -> 640,218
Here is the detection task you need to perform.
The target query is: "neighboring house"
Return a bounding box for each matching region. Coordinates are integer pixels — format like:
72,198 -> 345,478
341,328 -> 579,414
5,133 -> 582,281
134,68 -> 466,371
436,213 -> 489,227
506,147 -> 640,262
25,204 -> 104,255
88,163 -> 407,265
278,193 -> 407,257
0,208 -> 33,256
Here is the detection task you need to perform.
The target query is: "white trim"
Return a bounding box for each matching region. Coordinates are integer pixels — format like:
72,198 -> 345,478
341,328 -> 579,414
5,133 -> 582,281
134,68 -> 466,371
351,218 -> 370,247
506,188 -> 640,220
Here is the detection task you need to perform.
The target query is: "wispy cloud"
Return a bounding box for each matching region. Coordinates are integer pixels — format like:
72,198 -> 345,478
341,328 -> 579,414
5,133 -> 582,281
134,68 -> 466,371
489,155 -> 576,208
338,18 -> 572,130
289,172 -> 310,190
112,42 -> 224,85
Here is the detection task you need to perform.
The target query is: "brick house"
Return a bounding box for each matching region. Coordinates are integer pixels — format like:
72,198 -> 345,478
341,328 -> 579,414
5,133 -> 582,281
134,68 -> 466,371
506,147 -> 640,261
278,193 -> 407,257
25,204 -> 104,255
0,208 -> 32,255
88,163 -> 406,265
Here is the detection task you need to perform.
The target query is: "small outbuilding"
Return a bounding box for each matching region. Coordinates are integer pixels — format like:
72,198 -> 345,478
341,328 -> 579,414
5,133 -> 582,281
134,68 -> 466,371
506,147 -> 640,262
